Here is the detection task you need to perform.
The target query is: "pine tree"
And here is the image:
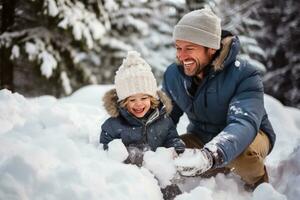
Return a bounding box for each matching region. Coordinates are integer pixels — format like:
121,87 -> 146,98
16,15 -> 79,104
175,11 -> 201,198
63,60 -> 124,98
1,0 -> 108,96
0,0 -> 186,97
255,0 -> 300,108
214,0 -> 267,73
214,0 -> 300,108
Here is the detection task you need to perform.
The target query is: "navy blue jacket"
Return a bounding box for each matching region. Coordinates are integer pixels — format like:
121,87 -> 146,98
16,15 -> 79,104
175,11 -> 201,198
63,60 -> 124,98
162,35 -> 276,167
100,89 -> 185,153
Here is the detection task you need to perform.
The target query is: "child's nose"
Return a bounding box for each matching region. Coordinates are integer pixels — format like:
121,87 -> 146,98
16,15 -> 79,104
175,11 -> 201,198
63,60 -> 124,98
135,100 -> 143,106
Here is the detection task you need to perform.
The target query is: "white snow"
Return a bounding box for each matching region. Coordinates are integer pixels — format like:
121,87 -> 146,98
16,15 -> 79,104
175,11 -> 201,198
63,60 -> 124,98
107,139 -> 129,162
10,45 -> 20,60
46,0 -> 59,17
143,147 -> 177,188
25,42 -> 39,60
39,50 -> 58,79
253,183 -> 287,200
229,105 -> 248,115
0,85 -> 300,200
55,1 -> 106,49
174,149 -> 211,176
60,71 -> 72,95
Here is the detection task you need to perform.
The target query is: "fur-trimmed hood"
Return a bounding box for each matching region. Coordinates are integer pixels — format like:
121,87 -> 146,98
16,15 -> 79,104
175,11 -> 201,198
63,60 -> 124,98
102,89 -> 173,117
211,35 -> 236,71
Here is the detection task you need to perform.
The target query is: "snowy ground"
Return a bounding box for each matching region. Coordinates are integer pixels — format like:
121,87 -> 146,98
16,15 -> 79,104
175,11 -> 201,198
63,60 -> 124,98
1,85 -> 299,200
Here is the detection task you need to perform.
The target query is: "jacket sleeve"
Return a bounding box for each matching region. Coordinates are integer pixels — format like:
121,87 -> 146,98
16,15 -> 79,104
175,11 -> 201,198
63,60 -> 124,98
205,64 -> 265,167
162,67 -> 184,125
163,118 -> 186,154
99,119 -> 120,150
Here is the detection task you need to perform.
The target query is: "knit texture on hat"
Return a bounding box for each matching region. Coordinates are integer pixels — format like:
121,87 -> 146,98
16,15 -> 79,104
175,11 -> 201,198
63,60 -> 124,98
173,9 -> 221,49
114,51 -> 158,101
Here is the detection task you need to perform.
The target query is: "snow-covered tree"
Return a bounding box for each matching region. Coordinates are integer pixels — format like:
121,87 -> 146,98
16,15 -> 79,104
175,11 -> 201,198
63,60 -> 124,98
253,0 -> 300,108
213,0 -> 267,73
1,0 -> 108,96
0,0 -> 185,97
214,0 -> 300,108
98,0 -> 186,83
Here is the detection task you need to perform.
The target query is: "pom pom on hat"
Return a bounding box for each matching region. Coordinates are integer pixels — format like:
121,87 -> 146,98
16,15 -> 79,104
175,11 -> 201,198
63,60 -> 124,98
173,8 -> 221,49
114,51 -> 158,101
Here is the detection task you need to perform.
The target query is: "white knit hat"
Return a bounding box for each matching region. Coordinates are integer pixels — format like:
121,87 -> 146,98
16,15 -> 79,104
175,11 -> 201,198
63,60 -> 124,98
173,9 -> 221,49
114,51 -> 158,101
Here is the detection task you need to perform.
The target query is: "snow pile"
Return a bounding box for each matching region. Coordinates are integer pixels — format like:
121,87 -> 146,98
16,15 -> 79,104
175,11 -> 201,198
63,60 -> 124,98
143,147 -> 177,188
1,85 -> 300,200
0,88 -> 162,200
253,183 -> 286,200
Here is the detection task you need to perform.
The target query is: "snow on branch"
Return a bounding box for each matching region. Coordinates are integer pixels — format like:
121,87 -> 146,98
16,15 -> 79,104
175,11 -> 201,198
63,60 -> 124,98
45,0 -> 107,49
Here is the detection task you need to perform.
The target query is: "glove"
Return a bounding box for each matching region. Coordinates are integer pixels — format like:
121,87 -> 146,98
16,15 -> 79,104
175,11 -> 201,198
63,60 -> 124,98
124,146 -> 147,167
174,148 -> 213,177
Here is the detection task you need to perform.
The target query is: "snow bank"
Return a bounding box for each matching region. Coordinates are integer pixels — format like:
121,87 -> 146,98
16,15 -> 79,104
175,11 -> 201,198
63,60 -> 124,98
1,86 -> 300,200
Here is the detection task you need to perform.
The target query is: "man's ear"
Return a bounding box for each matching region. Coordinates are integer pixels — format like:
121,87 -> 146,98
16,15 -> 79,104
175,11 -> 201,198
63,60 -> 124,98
208,48 -> 217,55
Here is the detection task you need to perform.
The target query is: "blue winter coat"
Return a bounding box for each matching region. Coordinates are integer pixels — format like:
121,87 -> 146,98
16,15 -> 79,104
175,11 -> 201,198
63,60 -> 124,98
100,89 -> 185,153
162,35 -> 276,167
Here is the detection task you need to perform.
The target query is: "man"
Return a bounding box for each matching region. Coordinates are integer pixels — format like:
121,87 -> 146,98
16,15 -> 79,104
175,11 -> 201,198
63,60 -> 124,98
162,8 -> 276,190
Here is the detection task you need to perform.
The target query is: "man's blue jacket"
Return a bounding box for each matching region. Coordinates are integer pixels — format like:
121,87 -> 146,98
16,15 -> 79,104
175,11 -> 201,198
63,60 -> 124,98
162,35 -> 276,167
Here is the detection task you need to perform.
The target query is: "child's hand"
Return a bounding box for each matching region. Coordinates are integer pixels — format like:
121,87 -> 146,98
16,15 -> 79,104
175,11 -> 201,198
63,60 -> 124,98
124,146 -> 145,167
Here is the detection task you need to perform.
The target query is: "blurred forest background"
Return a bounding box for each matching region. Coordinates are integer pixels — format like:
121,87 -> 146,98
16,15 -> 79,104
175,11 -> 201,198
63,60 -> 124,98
0,0 -> 299,108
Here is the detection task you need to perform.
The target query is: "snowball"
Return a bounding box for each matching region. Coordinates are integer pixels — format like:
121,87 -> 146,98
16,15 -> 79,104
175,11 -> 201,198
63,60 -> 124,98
174,149 -> 208,169
107,139 -> 128,162
143,147 -> 176,188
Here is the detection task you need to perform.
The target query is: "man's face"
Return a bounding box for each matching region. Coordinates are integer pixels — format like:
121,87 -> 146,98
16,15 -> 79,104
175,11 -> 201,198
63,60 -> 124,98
175,40 -> 215,77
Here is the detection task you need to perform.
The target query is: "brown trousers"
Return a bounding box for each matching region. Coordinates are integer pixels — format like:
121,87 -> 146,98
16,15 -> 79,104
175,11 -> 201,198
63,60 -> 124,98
180,130 -> 270,185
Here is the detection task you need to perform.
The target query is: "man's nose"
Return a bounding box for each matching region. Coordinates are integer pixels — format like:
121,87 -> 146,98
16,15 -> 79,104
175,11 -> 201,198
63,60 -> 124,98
178,50 -> 188,60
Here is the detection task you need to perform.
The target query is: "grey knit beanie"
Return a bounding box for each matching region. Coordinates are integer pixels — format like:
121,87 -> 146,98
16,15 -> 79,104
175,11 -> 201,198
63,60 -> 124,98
173,9 -> 221,49
114,51 -> 158,101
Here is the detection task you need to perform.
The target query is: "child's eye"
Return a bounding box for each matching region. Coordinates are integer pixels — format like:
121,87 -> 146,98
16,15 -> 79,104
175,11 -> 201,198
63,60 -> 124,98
141,96 -> 149,100
127,98 -> 135,102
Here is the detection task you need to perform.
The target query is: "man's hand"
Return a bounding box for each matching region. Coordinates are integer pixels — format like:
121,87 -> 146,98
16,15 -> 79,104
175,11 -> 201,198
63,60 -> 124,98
174,148 -> 213,177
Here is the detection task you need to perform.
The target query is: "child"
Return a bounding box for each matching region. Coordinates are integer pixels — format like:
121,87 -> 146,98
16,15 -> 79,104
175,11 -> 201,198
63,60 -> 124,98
100,51 -> 185,159
100,51 -> 185,200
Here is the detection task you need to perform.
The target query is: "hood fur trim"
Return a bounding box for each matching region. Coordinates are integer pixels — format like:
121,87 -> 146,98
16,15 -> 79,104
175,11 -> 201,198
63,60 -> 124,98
102,89 -> 119,117
102,89 -> 173,117
211,36 -> 234,71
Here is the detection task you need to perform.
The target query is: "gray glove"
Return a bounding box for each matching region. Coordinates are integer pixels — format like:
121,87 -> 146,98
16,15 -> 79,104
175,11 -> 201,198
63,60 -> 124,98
124,145 -> 150,167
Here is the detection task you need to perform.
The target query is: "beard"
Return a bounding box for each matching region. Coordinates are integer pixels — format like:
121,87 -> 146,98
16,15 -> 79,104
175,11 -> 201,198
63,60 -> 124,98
177,58 -> 207,77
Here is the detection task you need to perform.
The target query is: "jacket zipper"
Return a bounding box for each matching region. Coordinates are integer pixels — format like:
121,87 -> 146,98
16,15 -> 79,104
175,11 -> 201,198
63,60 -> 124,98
203,73 -> 216,108
141,108 -> 160,144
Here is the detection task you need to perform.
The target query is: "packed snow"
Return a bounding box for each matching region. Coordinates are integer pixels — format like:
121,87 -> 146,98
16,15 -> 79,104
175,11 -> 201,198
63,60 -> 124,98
1,85 -> 300,200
